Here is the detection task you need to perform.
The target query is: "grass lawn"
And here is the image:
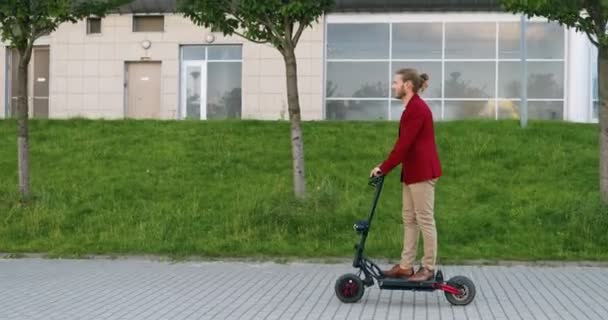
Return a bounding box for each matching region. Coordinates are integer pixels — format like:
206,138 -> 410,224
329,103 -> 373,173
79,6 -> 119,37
0,119 -> 606,262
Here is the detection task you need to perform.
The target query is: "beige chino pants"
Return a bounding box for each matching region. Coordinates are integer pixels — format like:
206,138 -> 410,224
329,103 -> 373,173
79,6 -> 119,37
399,178 -> 438,271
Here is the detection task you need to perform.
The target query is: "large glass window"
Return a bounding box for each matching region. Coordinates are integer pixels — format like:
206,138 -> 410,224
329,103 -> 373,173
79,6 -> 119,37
207,62 -> 242,119
497,21 -> 565,120
445,22 -> 496,59
499,22 -> 564,59
498,62 -> 564,99
326,100 -> 388,121
326,62 -> 389,98
180,45 -> 242,120
327,23 -> 389,59
591,45 -> 599,120
325,23 -> 390,120
444,62 -> 495,98
392,23 -> 442,59
325,19 -> 565,121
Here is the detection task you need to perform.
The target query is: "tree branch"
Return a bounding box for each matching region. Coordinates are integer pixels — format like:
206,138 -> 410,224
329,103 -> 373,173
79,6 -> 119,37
292,22 -> 306,46
6,19 -> 18,42
221,0 -> 245,26
284,15 -> 292,38
587,30 -> 600,47
261,12 -> 284,44
585,1 -> 606,41
19,37 -> 35,65
220,1 -> 274,45
233,30 -> 267,44
34,29 -> 49,39
32,21 -> 50,40
281,14 -> 294,50
14,15 -> 31,51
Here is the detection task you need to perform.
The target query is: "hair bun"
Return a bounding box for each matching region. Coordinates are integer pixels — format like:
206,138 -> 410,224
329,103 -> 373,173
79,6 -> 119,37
420,73 -> 429,82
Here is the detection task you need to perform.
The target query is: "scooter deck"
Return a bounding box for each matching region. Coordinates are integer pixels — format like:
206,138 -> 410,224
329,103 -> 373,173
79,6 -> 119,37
378,277 -> 438,291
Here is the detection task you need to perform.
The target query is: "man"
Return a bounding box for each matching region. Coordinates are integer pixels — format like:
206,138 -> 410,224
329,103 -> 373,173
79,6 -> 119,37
370,69 -> 442,282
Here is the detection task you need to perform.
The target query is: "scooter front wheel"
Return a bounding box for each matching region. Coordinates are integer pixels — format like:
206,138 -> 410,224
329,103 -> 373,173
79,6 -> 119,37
335,273 -> 365,303
444,276 -> 476,306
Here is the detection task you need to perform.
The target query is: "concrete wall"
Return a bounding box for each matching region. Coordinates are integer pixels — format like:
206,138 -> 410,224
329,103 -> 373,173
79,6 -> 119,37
0,13 -> 325,120
244,20 -> 325,120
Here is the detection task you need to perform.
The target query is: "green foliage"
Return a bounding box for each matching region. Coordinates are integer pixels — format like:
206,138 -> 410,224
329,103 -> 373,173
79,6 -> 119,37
0,0 -> 128,52
178,0 -> 334,51
501,0 -> 607,47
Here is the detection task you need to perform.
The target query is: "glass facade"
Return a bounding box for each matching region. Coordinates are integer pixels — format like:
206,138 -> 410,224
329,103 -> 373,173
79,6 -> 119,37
591,45 -> 599,120
325,20 -> 565,121
180,45 -> 242,120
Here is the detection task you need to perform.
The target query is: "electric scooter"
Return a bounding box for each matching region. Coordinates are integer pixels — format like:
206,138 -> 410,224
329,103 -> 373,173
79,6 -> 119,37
335,175 -> 476,306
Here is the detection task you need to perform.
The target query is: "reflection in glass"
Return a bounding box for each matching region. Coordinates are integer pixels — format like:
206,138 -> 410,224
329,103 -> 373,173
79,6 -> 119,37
186,66 -> 201,119
499,62 -> 563,99
327,23 -> 390,59
326,62 -> 389,98
183,46 -> 206,61
499,22 -> 564,59
207,62 -> 242,119
445,22 -> 496,59
392,23 -> 442,59
444,100 -> 494,120
208,46 -> 242,60
496,100 -> 563,120
326,100 -> 387,120
445,62 -> 495,98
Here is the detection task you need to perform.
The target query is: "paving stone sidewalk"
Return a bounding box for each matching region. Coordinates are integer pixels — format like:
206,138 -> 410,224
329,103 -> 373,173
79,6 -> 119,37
1,258 -> 607,320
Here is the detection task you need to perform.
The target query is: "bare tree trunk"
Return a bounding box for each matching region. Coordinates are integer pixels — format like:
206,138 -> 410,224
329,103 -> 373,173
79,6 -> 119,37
599,47 -> 608,204
282,48 -> 306,199
17,49 -> 32,201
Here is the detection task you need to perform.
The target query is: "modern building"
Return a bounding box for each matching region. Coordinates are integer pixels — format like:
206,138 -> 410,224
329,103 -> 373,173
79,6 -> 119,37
0,0 -> 600,123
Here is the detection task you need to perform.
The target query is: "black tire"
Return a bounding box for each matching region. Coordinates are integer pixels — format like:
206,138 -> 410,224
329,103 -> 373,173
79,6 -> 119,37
335,273 -> 365,303
444,276 -> 476,306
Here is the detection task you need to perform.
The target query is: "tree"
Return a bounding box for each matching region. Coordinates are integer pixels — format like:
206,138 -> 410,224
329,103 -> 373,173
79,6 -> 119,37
0,0 -> 127,201
501,0 -> 608,204
179,0 -> 334,199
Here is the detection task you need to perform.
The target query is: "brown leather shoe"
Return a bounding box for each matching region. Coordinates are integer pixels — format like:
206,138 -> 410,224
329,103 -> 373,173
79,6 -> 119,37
382,264 -> 414,278
408,267 -> 435,282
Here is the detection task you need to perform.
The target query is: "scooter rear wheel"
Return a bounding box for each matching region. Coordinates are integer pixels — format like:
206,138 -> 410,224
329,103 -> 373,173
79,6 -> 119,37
335,273 -> 365,303
444,276 -> 476,306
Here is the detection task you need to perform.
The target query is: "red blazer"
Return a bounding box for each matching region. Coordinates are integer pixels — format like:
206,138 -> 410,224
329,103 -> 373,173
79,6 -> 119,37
379,94 -> 442,185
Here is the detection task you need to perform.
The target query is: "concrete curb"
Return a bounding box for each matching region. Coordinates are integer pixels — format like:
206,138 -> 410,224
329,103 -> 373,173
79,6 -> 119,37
2,252 -> 608,268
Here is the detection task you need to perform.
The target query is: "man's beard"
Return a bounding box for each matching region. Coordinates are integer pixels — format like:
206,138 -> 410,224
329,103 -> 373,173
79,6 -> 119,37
393,89 -> 405,99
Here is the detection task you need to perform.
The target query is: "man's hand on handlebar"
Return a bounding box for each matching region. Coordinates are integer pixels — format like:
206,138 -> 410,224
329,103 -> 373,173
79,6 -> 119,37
370,166 -> 383,178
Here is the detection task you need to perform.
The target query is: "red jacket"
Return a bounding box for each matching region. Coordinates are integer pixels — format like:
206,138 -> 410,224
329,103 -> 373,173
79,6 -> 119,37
379,94 -> 442,184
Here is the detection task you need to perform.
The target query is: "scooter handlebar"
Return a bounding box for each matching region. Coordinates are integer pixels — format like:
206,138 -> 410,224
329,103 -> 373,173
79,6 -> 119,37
369,175 -> 384,187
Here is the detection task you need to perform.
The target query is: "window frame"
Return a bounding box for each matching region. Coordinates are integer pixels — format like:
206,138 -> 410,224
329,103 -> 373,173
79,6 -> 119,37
323,13 -> 567,121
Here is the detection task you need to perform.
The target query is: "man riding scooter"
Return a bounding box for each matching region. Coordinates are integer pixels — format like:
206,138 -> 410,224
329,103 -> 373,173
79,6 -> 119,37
370,68 -> 442,282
